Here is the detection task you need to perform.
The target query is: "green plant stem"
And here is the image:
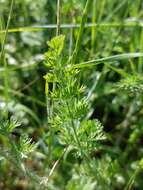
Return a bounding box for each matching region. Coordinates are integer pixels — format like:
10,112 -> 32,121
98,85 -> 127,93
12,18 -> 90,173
0,0 -> 14,61
124,167 -> 140,190
138,28 -> 143,73
1,22 -> 143,34
51,0 -> 61,113
72,53 -> 143,69
41,147 -> 67,186
66,102 -> 91,165
69,27 -> 73,56
56,0 -> 61,36
91,0 -> 96,54
46,0 -> 62,161
70,0 -> 92,64
0,0 -> 14,119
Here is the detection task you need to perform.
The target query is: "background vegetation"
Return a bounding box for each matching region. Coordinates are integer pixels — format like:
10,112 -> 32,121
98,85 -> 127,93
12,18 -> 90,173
1,0 -> 143,189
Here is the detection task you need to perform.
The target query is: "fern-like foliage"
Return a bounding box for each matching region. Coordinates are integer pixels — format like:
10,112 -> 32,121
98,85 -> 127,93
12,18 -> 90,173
0,118 -> 20,134
0,118 -> 36,169
44,35 -> 105,159
66,156 -> 119,190
116,74 -> 143,94
18,134 -> 36,158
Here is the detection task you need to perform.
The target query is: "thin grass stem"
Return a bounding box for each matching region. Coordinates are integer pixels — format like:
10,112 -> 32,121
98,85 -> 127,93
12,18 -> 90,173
0,0 -> 14,119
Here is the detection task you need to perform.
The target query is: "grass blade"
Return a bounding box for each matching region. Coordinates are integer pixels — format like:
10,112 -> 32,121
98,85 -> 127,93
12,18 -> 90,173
72,53 -> 143,69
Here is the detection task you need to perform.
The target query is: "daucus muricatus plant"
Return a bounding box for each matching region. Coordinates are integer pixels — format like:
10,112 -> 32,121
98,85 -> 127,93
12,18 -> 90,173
2,0 -> 143,189
116,74 -> 143,94
44,34 -> 106,159
0,118 -> 37,174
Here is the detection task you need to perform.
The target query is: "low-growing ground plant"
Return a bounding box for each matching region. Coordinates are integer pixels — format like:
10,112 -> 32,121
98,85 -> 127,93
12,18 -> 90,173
1,0 -> 143,189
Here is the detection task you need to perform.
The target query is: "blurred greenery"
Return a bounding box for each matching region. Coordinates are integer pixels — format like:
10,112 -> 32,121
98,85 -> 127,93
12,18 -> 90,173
1,0 -> 143,189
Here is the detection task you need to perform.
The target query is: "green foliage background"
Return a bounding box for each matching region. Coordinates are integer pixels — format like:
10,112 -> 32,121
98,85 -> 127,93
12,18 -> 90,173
1,0 -> 143,189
